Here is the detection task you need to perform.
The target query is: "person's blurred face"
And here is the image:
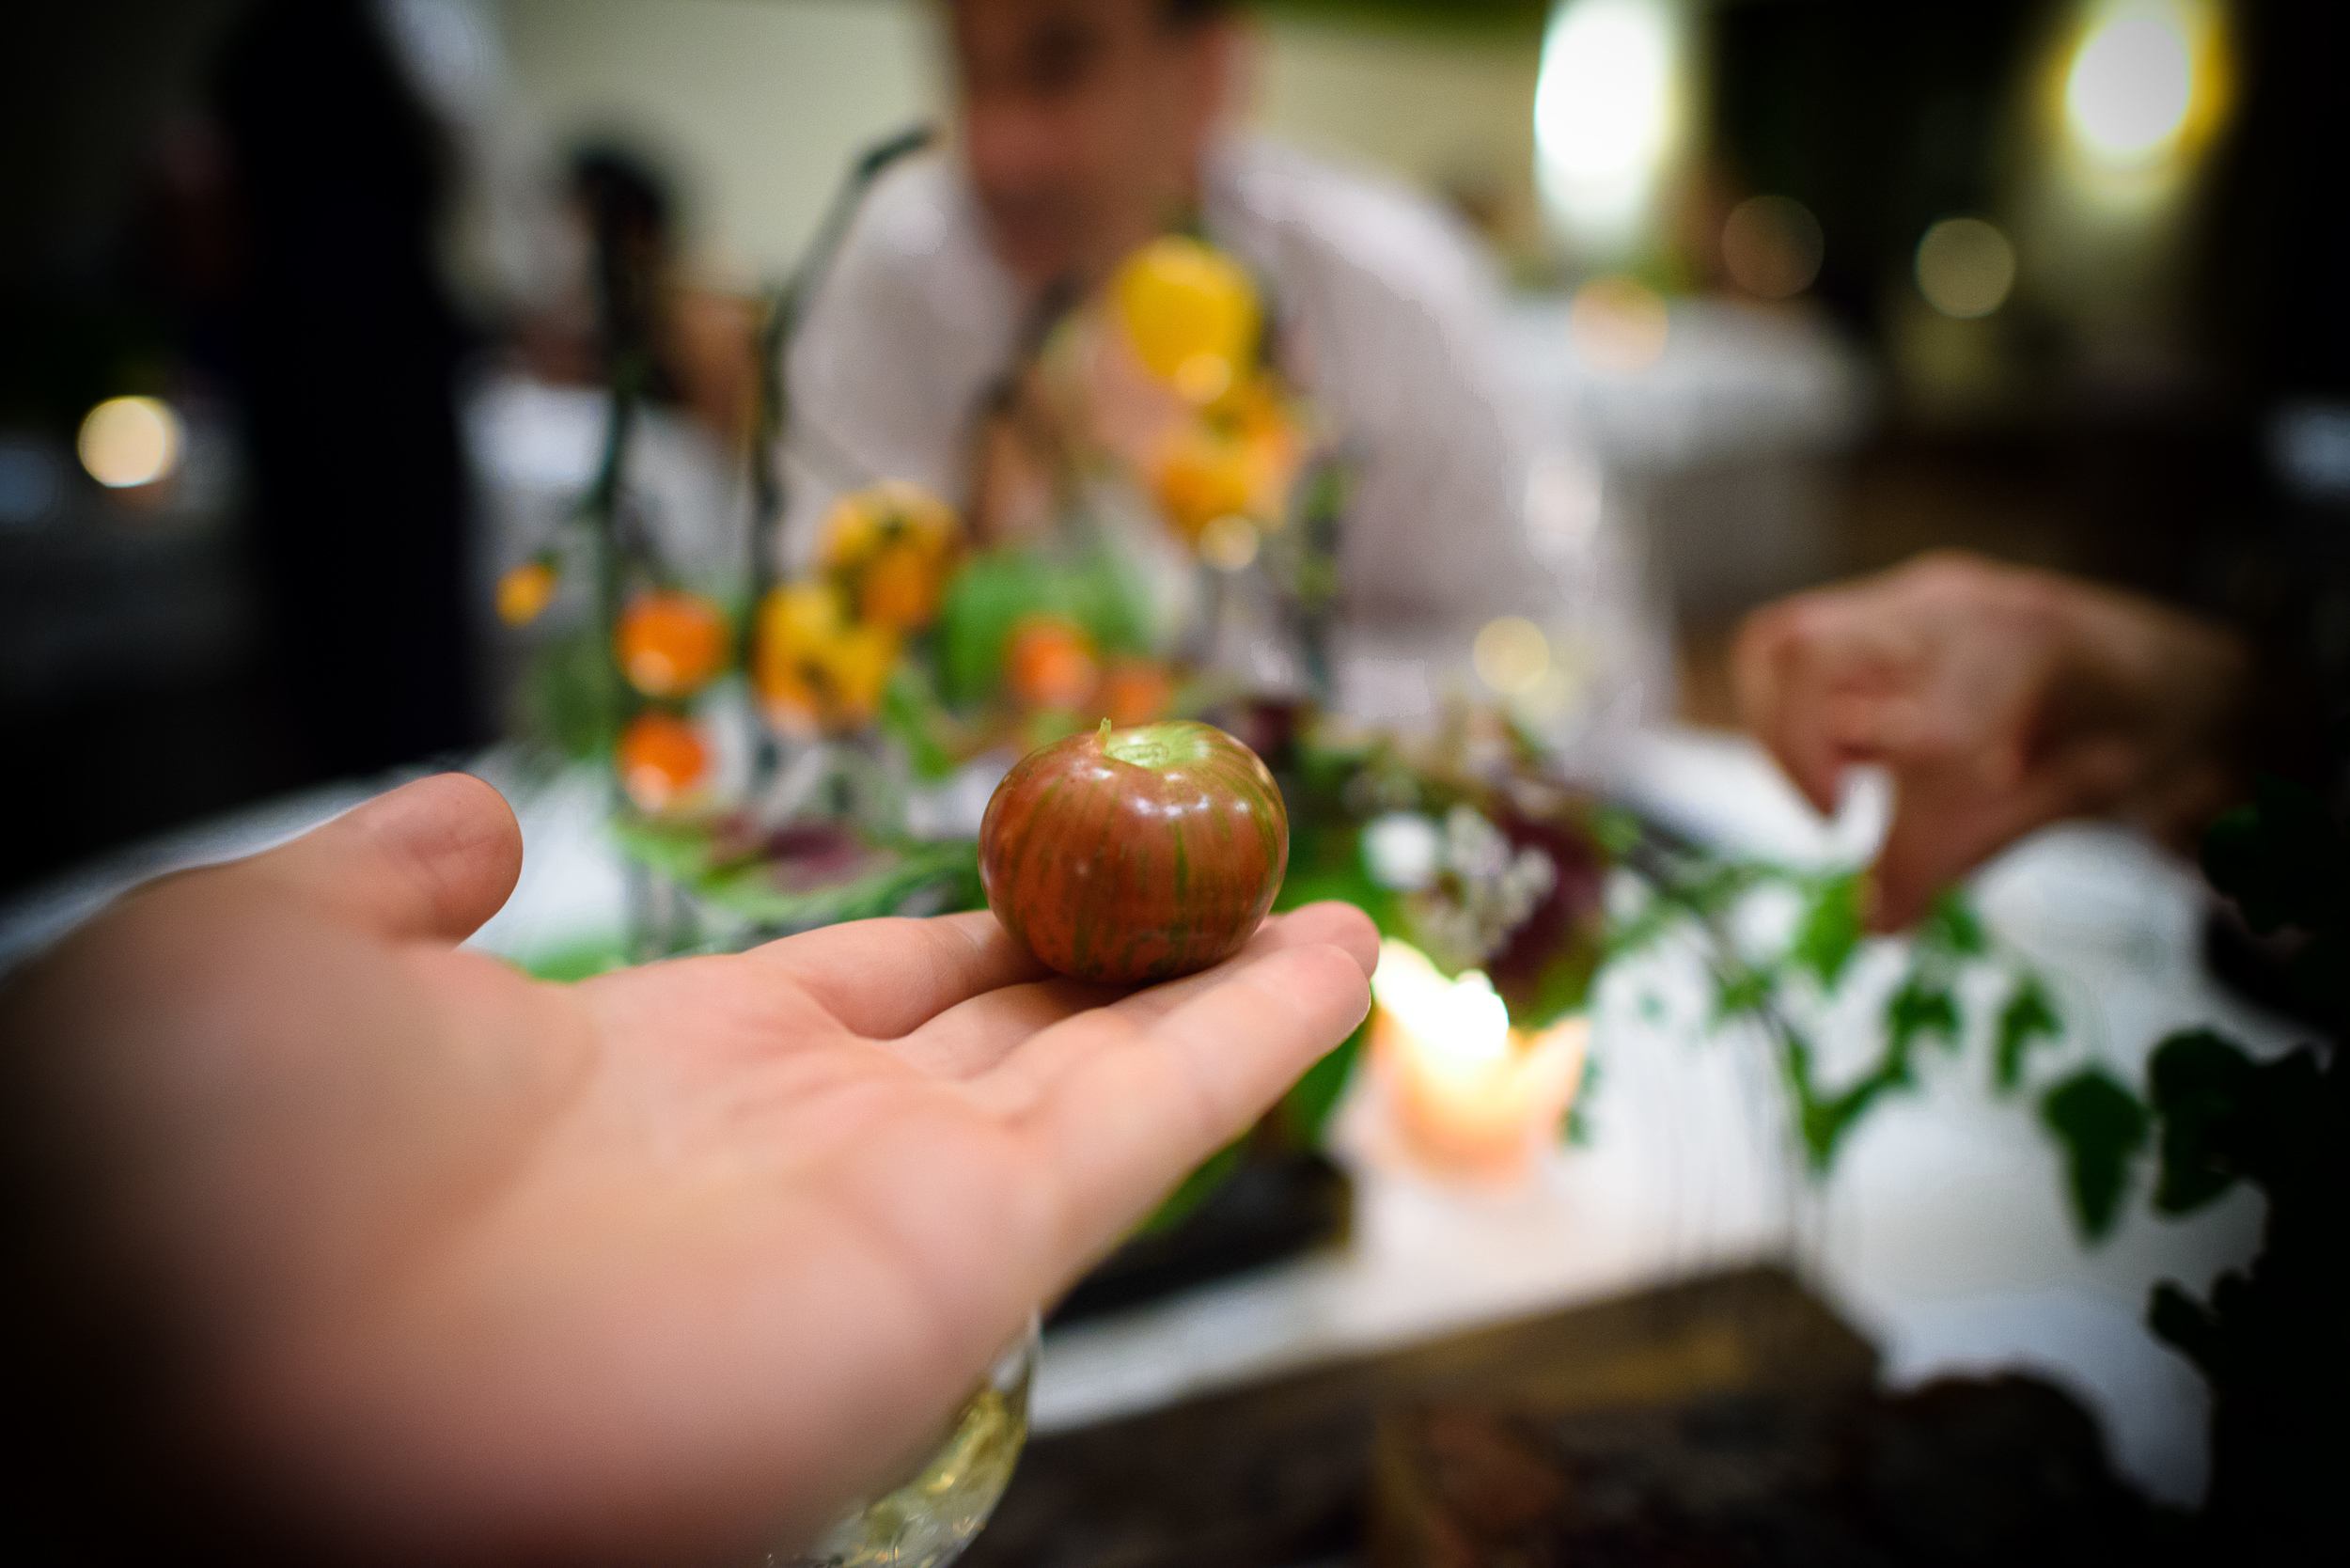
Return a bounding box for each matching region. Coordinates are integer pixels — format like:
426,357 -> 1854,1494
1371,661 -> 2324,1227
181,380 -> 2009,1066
948,0 -> 1235,290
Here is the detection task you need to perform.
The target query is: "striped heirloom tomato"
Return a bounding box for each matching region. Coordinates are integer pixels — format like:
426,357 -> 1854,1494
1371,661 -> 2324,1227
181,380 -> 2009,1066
979,720 -> 1290,985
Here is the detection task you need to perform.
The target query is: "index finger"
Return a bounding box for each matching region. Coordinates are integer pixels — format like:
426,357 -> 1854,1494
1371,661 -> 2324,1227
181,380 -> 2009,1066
1014,939 -> 1373,1264
1735,601 -> 1856,814
746,911 -> 1051,1040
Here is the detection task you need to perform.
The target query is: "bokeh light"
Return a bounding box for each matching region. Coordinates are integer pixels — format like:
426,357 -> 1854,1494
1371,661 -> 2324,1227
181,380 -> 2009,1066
1567,275 -> 1669,373
1915,218 -> 2016,319
1198,514 -> 1260,573
2065,0 -> 2195,165
1473,616 -> 1551,696
1535,0 -> 1684,255
1720,195 -> 1825,300
76,396 -> 183,489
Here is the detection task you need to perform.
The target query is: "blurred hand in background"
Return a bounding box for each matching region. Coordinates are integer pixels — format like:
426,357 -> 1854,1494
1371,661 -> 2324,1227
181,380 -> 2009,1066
1,775 -> 1373,1563
1735,552 -> 2248,930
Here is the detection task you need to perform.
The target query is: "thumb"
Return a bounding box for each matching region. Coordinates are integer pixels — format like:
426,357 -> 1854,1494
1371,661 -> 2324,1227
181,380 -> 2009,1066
246,773 -> 524,944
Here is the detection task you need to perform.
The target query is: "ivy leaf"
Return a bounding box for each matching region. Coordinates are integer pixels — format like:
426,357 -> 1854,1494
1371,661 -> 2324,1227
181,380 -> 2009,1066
1783,1027 -> 1907,1172
2147,1278 -> 2227,1382
1919,890 -> 1988,958
2040,1068 -> 2151,1240
1886,977 -> 1961,1056
2144,1027 -> 2253,1215
1993,976 -> 2062,1094
1714,964 -> 1777,1024
1792,872 -> 1863,990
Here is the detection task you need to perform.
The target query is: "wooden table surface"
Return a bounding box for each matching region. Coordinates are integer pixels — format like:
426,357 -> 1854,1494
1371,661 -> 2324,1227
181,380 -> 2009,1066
964,1264 -> 1877,1568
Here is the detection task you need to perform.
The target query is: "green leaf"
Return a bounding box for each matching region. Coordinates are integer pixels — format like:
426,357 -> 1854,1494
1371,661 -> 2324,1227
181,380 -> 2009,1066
935,546 -> 1153,711
1885,977 -> 1961,1056
1781,1028 -> 1907,1172
878,663 -> 959,781
2040,1068 -> 2151,1241
2145,1027 -> 2258,1215
1791,872 -> 1863,990
1713,964 -> 1777,1024
1561,1052 -> 1599,1146
523,624 -> 616,761
1600,893 -> 1679,963
1919,890 -> 1988,958
1993,975 -> 2062,1094
2147,1278 -> 2227,1381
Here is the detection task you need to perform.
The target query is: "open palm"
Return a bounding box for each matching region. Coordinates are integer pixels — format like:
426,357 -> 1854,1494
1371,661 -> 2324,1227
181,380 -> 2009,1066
9,775 -> 1375,1563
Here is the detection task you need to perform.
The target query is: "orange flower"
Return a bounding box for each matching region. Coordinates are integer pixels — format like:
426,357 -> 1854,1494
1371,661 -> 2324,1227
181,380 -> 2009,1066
857,541 -> 948,630
496,559 -> 558,626
616,590 -> 729,698
753,581 -> 900,734
1152,426 -> 1256,544
618,711 -> 708,811
1005,616 -> 1100,711
1098,659 -> 1173,726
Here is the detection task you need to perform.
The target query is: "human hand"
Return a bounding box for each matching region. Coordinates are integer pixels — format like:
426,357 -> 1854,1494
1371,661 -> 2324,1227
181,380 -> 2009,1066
1,775 -> 1375,1563
1733,552 -> 2245,929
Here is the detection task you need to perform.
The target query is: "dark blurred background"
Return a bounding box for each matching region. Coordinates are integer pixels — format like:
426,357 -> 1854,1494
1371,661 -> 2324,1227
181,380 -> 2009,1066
4,0 -> 2343,894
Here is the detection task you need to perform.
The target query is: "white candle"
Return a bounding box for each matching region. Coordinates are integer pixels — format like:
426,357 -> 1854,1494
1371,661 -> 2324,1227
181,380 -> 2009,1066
1368,940 -> 1589,1185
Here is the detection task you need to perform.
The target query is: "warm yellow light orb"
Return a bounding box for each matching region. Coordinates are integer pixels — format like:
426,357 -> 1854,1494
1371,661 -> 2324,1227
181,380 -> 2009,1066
1915,217 -> 2016,320
1474,616 -> 1552,696
2065,2 -> 2195,165
77,396 -> 183,489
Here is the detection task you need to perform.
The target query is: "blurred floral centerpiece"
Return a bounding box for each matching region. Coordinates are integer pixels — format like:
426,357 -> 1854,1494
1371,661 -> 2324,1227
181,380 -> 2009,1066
498,218 -> 1617,1184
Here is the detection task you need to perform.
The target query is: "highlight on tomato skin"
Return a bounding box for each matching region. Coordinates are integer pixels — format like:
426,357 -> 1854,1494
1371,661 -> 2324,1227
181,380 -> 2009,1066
979,719 -> 1290,986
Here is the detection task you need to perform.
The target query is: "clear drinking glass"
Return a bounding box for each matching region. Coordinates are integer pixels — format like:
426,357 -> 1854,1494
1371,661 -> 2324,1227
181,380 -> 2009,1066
770,1313 -> 1041,1568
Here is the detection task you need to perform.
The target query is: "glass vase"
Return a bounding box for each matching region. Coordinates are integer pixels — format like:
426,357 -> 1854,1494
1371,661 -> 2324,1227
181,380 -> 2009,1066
770,1312 -> 1040,1568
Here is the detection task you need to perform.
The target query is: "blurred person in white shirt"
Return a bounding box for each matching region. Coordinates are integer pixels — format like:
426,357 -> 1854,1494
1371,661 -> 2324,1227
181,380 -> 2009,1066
788,0 -> 1653,738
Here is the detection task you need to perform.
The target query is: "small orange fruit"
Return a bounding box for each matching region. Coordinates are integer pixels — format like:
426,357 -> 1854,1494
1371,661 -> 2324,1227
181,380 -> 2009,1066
618,711 -> 709,811
1153,426 -> 1256,543
496,559 -> 559,626
1005,617 -> 1100,711
617,590 -> 729,698
857,541 -> 946,631
1098,659 -> 1174,727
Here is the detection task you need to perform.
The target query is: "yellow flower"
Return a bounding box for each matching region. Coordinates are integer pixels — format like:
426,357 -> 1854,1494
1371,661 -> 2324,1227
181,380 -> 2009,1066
1111,236 -> 1261,407
496,559 -> 558,626
818,480 -> 962,632
754,581 -> 901,734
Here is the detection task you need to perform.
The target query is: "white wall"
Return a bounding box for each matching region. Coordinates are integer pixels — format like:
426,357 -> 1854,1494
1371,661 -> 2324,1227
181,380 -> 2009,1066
499,0 -> 937,286
497,0 -> 1541,283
